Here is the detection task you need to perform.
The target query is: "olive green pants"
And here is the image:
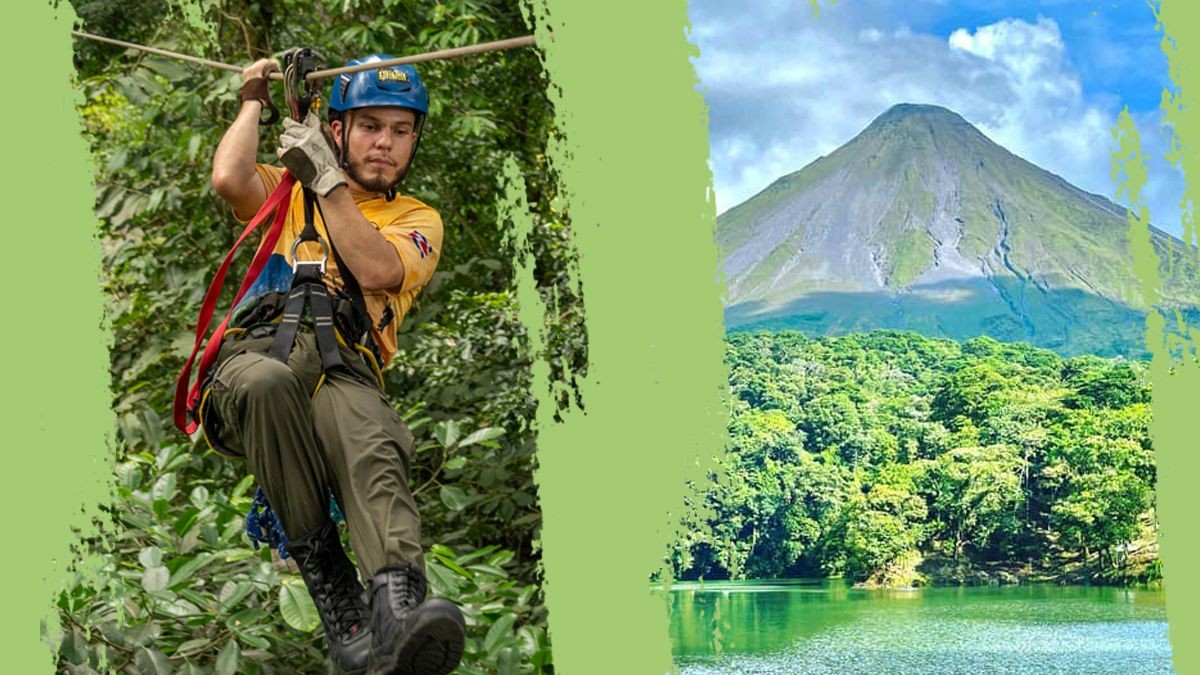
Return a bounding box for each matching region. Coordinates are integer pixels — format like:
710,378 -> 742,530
203,329 -> 423,575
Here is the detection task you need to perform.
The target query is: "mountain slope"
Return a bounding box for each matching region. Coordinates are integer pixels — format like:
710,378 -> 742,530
719,103 -> 1200,356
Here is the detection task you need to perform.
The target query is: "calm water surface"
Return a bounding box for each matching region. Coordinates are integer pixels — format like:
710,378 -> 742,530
667,580 -> 1171,674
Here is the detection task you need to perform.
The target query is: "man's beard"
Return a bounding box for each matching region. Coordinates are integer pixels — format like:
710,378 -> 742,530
345,155 -> 408,193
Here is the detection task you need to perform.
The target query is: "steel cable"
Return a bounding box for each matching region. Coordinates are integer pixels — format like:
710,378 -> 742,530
70,30 -> 537,82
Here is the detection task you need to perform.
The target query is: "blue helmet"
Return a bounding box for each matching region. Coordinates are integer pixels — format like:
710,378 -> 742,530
328,54 -> 429,116
327,55 -> 429,194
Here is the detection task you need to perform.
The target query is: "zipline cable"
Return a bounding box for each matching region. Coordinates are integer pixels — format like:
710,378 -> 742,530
307,35 -> 536,80
71,30 -> 244,73
70,30 -> 538,81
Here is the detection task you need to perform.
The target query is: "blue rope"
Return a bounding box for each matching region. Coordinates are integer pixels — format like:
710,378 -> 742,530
244,487 -> 345,559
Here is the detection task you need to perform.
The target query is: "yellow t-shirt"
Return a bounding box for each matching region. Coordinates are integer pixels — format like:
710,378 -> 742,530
247,164 -> 442,362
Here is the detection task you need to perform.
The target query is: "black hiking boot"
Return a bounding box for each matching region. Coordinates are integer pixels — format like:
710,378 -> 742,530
366,562 -> 465,675
284,521 -> 372,675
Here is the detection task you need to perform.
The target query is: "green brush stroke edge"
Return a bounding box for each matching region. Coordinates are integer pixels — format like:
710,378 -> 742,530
17,1 -> 117,673
521,1 -> 728,673
1137,2 -> 1200,673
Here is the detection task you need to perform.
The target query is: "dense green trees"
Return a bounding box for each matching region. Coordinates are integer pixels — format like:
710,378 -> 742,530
59,1 -> 577,672
673,331 -> 1158,587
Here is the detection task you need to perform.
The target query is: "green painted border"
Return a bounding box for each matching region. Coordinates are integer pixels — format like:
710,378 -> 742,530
3,1 -> 116,672
18,1 -> 1200,674
1137,2 -> 1200,673
522,1 -> 728,673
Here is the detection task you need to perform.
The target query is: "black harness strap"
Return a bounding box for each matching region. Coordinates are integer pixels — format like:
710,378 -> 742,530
315,200 -> 369,326
269,188 -> 347,371
267,47 -> 385,372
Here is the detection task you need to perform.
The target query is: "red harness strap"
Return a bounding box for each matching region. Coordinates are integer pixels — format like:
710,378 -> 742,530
173,174 -> 298,434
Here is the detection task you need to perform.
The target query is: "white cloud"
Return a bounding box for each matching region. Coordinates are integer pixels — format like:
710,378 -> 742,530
859,28 -> 884,43
691,3 -> 1184,233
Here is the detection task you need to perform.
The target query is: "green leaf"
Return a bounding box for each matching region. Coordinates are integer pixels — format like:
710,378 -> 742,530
439,556 -> 473,578
215,639 -> 241,675
104,147 -> 129,173
434,419 -> 461,448
156,596 -> 201,618
173,638 -> 212,657
516,584 -> 536,608
58,630 -> 88,665
168,553 -> 214,588
219,581 -> 255,611
459,427 -> 506,447
455,545 -> 499,564
147,187 -> 165,212
125,621 -> 162,647
483,613 -> 517,657
141,566 -> 169,593
467,563 -> 508,578
189,486 -> 209,508
224,549 -> 258,563
235,631 -> 273,650
95,190 -> 124,219
231,475 -> 255,499
173,507 -> 200,536
226,608 -> 267,630
151,473 -> 177,501
517,624 -> 544,657
444,456 -> 467,471
133,646 -> 172,675
138,546 -> 163,569
114,193 -> 149,226
279,579 -> 320,632
497,645 -> 521,675
186,134 -> 203,162
487,550 -> 516,567
200,523 -> 221,547
142,57 -> 189,82
424,561 -> 459,596
440,485 -> 469,511
96,620 -> 126,647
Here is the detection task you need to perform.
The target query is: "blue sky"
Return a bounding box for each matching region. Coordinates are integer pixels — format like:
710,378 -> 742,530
689,0 -> 1186,236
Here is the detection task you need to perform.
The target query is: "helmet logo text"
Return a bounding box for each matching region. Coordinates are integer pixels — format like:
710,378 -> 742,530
377,70 -> 410,83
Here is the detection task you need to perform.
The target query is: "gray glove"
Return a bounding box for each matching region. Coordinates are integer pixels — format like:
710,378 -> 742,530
277,111 -> 347,197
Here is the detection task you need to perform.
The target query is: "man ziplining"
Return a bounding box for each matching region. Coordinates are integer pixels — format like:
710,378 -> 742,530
71,26 -> 537,675
200,53 -> 463,675
75,23 -> 540,667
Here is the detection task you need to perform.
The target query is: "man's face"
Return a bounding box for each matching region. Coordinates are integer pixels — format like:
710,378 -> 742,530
332,107 -> 418,194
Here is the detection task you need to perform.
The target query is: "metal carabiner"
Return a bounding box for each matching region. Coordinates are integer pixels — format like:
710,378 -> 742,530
290,235 -> 329,275
282,47 -> 327,120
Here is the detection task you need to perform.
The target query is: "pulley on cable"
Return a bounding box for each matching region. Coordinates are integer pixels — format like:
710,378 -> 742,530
269,47 -> 349,375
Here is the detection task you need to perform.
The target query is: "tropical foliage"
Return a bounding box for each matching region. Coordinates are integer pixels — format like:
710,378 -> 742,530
671,331 -> 1158,587
59,0 -> 580,672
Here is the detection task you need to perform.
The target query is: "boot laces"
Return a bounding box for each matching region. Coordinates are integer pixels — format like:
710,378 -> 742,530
299,537 -> 365,642
387,565 -> 427,611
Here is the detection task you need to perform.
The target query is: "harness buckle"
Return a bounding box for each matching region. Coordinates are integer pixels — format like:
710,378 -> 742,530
290,235 -> 329,275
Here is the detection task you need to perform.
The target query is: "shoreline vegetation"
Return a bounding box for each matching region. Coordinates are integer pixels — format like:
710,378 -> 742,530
853,541 -> 1161,589
669,330 -> 1160,590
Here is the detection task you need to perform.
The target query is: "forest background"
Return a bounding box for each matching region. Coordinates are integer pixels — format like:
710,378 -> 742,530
56,1 -> 586,673
10,1 -> 1200,675
670,330 -> 1158,588
666,0 -> 1175,594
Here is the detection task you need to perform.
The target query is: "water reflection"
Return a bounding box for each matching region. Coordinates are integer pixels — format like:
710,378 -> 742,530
666,580 -> 1171,674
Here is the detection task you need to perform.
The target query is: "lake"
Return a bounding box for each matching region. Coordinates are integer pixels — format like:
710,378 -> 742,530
667,580 -> 1171,674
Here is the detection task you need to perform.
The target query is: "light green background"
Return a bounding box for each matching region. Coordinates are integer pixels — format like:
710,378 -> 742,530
1129,2 -> 1200,673
8,1 -> 1200,674
2,1 -> 117,672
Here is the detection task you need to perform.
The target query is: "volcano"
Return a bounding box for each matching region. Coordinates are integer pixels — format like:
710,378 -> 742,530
718,103 -> 1199,356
